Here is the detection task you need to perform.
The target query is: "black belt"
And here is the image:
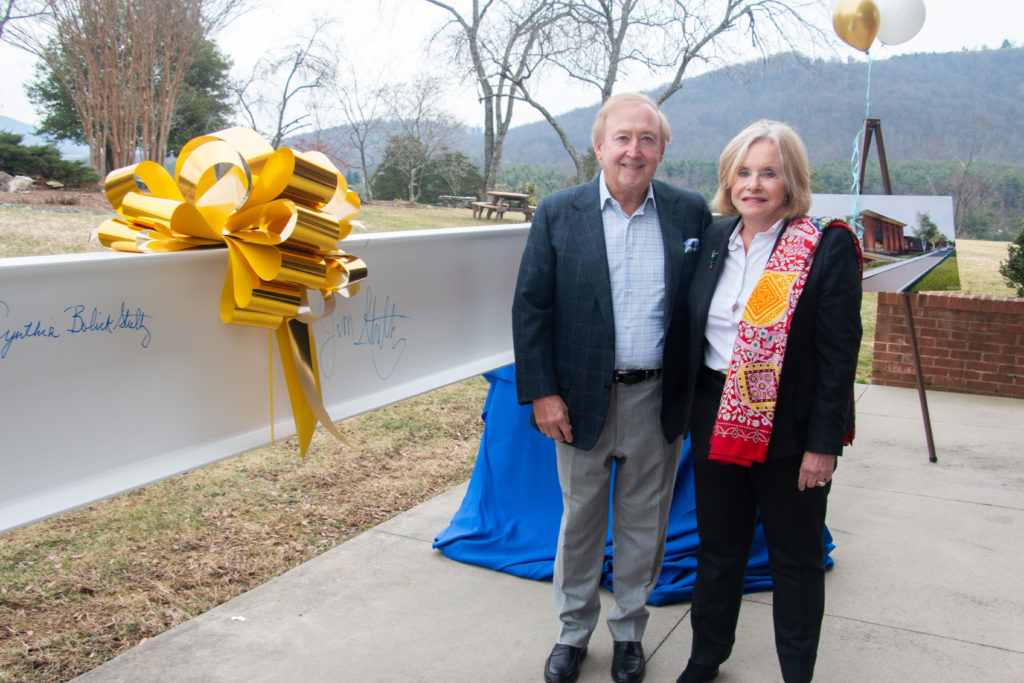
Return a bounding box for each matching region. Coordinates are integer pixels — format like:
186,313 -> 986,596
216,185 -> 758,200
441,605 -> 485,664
613,368 -> 661,385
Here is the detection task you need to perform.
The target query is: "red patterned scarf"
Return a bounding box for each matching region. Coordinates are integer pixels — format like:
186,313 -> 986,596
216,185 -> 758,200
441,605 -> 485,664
708,217 -> 859,467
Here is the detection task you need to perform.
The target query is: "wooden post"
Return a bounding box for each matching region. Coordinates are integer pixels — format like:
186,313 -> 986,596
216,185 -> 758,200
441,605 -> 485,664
901,293 -> 938,462
858,118 -> 893,195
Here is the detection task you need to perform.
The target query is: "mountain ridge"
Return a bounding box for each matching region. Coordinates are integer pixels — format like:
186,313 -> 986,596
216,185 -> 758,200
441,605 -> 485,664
491,48 -> 1024,167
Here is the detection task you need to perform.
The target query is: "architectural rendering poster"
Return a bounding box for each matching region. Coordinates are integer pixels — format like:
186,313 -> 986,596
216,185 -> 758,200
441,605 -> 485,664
811,194 -> 960,293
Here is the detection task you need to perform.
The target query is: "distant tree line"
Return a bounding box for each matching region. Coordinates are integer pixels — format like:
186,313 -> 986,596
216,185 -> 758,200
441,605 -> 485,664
491,157 -> 1023,241
372,151 -> 484,205
663,158 -> 1024,241
810,160 -> 1024,241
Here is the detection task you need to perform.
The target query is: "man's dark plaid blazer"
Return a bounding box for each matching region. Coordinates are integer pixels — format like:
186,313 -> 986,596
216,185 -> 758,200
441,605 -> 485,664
512,176 -> 711,451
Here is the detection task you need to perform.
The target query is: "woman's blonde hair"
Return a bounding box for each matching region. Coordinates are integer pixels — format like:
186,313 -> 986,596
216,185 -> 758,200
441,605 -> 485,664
711,119 -> 811,219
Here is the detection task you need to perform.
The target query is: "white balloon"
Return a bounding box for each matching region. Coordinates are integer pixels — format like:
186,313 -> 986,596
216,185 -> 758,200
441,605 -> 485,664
877,0 -> 926,45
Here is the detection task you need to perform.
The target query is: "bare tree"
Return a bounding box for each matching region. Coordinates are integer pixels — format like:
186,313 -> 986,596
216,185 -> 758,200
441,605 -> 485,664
424,0 -> 567,193
379,75 -> 463,202
329,63 -> 390,202
8,0 -> 241,174
232,21 -> 337,148
0,0 -> 44,40
951,116 -> 989,230
509,0 -> 828,183
287,52 -> 392,203
290,122 -> 352,174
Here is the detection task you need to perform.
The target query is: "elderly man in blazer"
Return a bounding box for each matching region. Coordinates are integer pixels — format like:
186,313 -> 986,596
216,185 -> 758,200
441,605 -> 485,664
512,92 -> 710,683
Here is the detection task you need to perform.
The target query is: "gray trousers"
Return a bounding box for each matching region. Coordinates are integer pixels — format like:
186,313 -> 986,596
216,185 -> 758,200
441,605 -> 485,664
553,377 -> 681,646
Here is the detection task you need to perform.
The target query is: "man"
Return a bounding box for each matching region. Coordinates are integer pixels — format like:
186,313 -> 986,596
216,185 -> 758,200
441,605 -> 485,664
512,93 -> 710,683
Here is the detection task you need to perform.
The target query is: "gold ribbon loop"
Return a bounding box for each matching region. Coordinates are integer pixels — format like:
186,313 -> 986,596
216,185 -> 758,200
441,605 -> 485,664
292,205 -> 346,252
104,160 -> 184,211
331,254 -> 368,297
279,251 -> 329,291
277,149 -> 341,209
97,127 -> 368,456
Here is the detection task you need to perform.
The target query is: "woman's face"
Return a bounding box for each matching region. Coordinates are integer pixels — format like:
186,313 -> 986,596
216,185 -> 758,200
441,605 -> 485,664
729,139 -> 788,230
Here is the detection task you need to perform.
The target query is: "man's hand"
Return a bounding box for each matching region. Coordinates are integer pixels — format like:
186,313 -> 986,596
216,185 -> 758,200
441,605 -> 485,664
532,394 -> 573,444
798,451 -> 836,491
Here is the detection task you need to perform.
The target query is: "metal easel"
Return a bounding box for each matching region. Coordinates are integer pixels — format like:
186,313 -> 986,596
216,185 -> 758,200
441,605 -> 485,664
858,118 -> 937,463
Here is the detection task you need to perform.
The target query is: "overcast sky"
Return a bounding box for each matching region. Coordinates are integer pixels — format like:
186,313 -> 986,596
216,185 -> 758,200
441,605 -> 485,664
1,0 -> 1021,131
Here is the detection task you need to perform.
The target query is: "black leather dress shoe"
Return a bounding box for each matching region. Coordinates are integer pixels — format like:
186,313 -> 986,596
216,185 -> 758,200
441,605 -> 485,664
676,659 -> 720,683
611,641 -> 645,683
544,643 -> 587,683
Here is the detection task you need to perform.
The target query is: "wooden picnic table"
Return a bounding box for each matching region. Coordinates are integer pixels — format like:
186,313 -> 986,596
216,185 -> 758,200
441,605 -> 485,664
471,190 -> 535,221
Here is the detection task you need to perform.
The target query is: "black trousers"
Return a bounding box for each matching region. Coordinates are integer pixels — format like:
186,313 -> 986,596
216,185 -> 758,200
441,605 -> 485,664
688,367 -> 829,683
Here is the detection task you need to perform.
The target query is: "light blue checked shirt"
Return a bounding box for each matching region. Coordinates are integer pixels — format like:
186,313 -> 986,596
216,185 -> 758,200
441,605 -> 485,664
599,172 -> 666,370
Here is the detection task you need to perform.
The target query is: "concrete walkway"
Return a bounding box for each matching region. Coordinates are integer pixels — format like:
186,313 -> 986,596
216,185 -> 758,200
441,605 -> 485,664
75,384 -> 1024,682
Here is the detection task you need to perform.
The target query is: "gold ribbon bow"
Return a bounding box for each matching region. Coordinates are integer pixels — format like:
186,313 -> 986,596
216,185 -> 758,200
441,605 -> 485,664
95,127 -> 368,456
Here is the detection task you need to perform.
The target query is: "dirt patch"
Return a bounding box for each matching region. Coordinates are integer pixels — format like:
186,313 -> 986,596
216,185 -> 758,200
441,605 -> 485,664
0,186 -> 113,213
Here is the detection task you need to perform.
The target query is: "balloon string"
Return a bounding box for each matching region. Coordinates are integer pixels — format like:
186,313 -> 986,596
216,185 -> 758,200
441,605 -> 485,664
848,51 -> 873,239
865,50 -> 873,119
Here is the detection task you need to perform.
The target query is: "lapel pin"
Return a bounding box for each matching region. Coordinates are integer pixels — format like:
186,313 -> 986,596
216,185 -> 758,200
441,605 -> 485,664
708,250 -> 718,269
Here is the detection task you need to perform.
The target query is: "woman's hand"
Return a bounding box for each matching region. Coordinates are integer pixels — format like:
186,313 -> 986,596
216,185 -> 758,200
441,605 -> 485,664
798,451 -> 836,491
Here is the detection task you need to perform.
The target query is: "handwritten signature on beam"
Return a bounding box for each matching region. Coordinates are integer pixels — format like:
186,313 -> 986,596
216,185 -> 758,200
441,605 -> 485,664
0,299 -> 152,360
318,287 -> 411,381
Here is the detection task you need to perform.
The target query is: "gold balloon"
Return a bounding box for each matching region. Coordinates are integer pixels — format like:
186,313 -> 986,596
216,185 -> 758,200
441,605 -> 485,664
833,0 -> 880,52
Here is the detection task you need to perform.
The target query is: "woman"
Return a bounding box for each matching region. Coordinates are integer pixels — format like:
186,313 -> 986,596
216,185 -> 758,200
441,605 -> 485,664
676,120 -> 862,683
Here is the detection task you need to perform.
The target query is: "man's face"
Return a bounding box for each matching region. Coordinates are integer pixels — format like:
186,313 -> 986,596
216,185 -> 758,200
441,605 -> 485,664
593,102 -> 665,203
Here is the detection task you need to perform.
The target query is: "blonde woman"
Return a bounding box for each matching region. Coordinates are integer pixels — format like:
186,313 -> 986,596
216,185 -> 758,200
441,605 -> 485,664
677,120 -> 862,683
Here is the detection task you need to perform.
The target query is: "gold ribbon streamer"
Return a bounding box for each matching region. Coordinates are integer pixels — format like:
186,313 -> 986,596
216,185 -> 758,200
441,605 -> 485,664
95,127 -> 368,456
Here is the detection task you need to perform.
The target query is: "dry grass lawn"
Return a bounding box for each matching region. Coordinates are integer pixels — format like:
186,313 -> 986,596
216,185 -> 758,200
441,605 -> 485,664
955,239 -> 1018,296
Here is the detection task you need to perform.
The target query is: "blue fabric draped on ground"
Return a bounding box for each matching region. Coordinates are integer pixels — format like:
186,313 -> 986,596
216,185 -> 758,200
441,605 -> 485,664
433,365 -> 834,605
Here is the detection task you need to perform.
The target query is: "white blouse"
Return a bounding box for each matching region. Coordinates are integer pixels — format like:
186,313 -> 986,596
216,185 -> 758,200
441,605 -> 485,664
703,218 -> 786,372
